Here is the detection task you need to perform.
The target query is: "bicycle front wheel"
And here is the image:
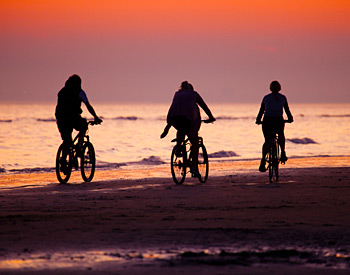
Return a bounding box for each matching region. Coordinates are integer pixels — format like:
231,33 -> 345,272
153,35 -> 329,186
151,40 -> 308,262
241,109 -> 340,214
273,160 -> 279,182
274,142 -> 279,182
268,146 -> 279,183
198,144 -> 209,183
268,147 -> 273,182
81,142 -> 96,182
171,145 -> 187,185
56,143 -> 72,184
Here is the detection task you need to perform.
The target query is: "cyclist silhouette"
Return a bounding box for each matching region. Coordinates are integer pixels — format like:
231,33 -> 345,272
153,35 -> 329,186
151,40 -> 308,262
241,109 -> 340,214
256,81 -> 293,172
55,74 -> 102,150
161,81 -> 215,177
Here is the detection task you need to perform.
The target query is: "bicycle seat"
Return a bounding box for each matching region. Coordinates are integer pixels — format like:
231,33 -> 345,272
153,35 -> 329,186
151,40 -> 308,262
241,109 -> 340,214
267,132 -> 278,138
171,138 -> 189,144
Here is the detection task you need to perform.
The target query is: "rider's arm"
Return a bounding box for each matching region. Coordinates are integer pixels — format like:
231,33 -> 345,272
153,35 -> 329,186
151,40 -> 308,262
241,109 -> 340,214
85,101 -> 99,120
160,123 -> 171,139
195,92 -> 215,121
85,101 -> 103,124
80,90 -> 102,123
256,102 -> 265,124
284,99 -> 293,123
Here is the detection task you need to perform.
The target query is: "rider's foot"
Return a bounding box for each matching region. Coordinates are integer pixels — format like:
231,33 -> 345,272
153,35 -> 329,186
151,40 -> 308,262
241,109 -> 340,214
280,151 -> 288,164
60,161 -> 69,175
175,147 -> 183,157
259,158 -> 267,172
76,144 -> 83,158
190,168 -> 200,178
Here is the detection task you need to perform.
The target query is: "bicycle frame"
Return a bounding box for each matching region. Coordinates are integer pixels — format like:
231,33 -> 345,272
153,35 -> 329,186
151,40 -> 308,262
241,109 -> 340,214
173,137 -> 204,171
169,120 -> 213,185
266,132 -> 280,182
56,121 -> 98,184
170,136 -> 208,184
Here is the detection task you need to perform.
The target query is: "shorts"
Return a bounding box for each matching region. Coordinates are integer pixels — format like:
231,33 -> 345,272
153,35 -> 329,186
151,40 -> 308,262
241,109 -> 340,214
168,115 -> 201,140
56,115 -> 88,143
262,116 -> 284,139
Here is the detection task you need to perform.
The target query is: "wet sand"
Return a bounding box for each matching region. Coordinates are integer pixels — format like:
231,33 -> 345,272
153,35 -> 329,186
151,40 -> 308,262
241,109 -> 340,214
1,157 -> 350,274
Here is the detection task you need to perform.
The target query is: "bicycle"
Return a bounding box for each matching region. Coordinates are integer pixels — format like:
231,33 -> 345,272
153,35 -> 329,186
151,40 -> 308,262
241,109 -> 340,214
265,131 -> 280,182
258,120 -> 291,183
56,121 -> 100,184
170,120 -> 213,185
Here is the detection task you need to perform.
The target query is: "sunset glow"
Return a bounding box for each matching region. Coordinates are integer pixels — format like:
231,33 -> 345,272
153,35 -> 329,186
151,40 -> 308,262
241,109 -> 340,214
2,0 -> 350,37
1,0 -> 350,102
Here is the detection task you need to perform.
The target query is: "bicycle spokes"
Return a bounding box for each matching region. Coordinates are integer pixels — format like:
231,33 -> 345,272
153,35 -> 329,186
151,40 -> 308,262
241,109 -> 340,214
81,142 -> 96,182
268,139 -> 279,183
171,145 -> 186,185
198,144 -> 209,183
56,144 -> 72,184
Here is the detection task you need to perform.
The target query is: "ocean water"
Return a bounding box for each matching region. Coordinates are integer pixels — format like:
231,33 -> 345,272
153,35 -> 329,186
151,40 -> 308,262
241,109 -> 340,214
0,102 -> 350,173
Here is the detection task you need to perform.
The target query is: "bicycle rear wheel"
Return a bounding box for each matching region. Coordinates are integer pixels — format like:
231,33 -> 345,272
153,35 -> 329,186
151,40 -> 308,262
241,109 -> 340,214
273,160 -> 279,182
81,142 -> 96,182
56,143 -> 72,184
198,144 -> 209,183
274,142 -> 279,181
268,150 -> 273,182
268,144 -> 279,182
171,145 -> 187,185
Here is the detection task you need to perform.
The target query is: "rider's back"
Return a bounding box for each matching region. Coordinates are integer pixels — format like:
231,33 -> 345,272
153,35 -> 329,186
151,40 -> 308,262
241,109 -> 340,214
55,86 -> 82,119
167,89 -> 201,123
262,93 -> 287,117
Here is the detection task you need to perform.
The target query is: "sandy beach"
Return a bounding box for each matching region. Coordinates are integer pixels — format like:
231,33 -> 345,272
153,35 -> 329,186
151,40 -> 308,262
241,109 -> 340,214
1,157 -> 350,274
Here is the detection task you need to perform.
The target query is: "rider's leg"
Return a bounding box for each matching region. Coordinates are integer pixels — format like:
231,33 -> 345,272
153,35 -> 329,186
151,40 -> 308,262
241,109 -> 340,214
169,116 -> 186,146
278,134 -> 285,152
77,129 -> 86,149
176,130 -> 185,147
74,116 -> 88,154
188,120 -> 201,175
57,118 -> 73,153
262,140 -> 268,159
259,139 -> 268,172
278,122 -> 287,163
278,133 -> 288,162
189,135 -> 199,172
259,121 -> 269,172
56,119 -> 73,173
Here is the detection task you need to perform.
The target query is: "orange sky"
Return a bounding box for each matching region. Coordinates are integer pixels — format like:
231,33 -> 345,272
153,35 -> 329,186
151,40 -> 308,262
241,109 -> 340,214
2,0 -> 350,37
1,0 -> 350,102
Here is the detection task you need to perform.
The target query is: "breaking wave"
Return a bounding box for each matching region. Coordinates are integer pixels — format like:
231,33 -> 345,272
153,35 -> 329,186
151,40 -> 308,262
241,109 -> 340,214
173,247 -> 350,269
208,150 -> 240,158
287,138 -> 318,144
37,118 -> 56,122
216,116 -> 255,120
3,156 -> 166,174
320,114 -> 350,118
33,116 -> 140,123
111,116 -> 139,121
130,156 -> 166,165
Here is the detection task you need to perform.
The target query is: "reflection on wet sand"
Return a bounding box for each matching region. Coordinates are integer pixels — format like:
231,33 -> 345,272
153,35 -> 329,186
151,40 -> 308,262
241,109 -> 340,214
1,157 -> 350,273
1,246 -> 350,272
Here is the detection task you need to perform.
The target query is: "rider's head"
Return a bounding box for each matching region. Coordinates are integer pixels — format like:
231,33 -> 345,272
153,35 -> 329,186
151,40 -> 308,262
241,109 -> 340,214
65,74 -> 82,91
188,83 -> 194,91
270,81 -> 281,93
180,81 -> 189,91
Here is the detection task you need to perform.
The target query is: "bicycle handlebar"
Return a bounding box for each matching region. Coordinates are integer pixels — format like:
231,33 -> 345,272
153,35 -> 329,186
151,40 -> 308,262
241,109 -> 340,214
88,120 -> 102,126
256,119 -> 292,125
202,118 -> 216,124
